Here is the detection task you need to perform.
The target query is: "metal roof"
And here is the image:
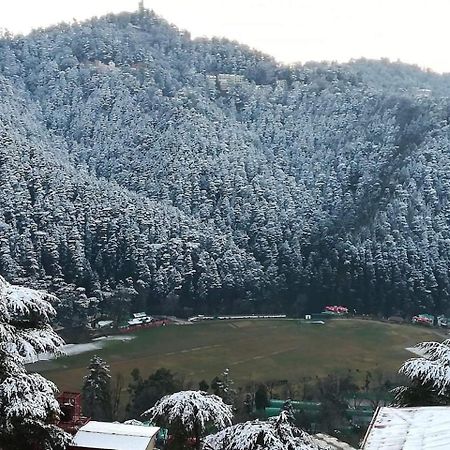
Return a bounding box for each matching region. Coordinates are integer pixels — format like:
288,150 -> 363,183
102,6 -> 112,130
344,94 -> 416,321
72,421 -> 159,450
314,433 -> 356,450
362,406 -> 450,449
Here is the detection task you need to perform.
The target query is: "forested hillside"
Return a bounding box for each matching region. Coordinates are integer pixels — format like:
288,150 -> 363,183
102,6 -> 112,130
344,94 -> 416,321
1,9 -> 450,325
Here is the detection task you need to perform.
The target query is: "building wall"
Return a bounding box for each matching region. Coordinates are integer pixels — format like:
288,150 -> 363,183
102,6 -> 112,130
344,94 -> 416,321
69,435 -> 156,450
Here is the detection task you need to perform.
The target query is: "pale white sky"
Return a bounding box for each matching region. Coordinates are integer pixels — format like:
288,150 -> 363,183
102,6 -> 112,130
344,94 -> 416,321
1,0 -> 449,73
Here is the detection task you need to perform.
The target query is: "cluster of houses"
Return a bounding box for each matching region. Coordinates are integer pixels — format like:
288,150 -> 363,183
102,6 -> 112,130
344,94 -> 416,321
303,305 -> 450,331
56,391 -> 450,449
95,312 -> 171,334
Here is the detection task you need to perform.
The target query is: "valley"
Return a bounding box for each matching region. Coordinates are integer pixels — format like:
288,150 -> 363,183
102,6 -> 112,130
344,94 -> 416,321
34,319 -> 441,393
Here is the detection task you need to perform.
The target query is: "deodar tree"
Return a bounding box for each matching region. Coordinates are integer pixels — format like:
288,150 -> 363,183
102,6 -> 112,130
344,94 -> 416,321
393,339 -> 450,406
0,276 -> 70,449
82,355 -> 112,421
143,390 -> 233,450
203,411 -> 324,450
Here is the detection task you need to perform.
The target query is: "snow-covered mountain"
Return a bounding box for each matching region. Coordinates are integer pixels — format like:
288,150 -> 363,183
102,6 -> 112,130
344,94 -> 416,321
1,9 -> 450,323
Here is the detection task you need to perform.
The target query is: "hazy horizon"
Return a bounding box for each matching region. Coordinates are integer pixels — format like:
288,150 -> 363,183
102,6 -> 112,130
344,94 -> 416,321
1,0 -> 449,74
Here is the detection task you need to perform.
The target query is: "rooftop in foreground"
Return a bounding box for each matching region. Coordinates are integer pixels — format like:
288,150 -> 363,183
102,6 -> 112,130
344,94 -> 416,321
71,421 -> 159,450
362,406 -> 450,449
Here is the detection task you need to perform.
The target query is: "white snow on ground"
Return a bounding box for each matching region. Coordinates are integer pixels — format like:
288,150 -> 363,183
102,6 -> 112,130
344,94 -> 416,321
92,335 -> 136,342
405,347 -> 428,357
31,335 -> 136,361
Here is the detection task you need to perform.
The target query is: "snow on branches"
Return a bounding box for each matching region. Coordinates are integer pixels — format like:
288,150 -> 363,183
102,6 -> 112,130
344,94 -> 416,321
203,411 -> 327,450
143,390 -> 233,433
0,370 -> 60,421
0,276 -> 69,448
400,340 -> 450,394
0,276 -> 64,361
392,339 -> 450,407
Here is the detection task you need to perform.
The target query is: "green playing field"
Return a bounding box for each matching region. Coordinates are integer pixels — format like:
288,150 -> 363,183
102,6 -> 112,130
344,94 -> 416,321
33,318 -> 442,395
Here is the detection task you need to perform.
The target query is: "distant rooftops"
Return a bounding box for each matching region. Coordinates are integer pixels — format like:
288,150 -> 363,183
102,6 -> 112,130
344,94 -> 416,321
362,406 -> 450,449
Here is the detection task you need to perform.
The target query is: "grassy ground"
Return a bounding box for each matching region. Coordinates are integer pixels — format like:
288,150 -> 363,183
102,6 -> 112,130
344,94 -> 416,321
32,319 -> 442,395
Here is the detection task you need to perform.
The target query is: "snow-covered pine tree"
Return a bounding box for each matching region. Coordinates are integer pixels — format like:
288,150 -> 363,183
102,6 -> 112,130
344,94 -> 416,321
282,398 -> 296,422
203,411 -> 326,450
216,368 -> 236,405
202,411 -> 323,450
143,390 -> 233,450
81,355 -> 112,421
0,275 -> 70,449
393,339 -> 450,406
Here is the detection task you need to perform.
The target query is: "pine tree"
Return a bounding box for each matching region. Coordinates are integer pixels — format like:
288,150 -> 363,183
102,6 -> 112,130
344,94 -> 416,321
203,411 -> 324,450
282,398 -> 296,422
255,384 -> 270,411
393,340 -> 450,406
216,368 -> 236,405
82,355 -> 112,420
143,390 -> 233,450
0,275 -> 70,449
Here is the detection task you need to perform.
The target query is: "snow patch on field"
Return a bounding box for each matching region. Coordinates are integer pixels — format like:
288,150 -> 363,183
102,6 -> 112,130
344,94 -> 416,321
405,347 -> 428,357
34,335 -> 136,361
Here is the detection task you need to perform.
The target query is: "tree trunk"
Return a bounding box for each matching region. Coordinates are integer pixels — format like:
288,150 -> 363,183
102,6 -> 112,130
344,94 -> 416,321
194,420 -> 201,450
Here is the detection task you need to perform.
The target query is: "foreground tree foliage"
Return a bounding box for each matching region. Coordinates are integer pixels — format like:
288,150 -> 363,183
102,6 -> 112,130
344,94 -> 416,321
0,276 -> 70,449
203,411 -> 324,450
393,340 -> 450,406
143,390 -> 233,450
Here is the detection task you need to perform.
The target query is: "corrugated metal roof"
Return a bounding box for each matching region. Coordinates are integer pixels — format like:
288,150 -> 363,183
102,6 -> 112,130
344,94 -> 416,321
314,433 -> 356,449
72,421 -> 159,450
362,406 -> 450,449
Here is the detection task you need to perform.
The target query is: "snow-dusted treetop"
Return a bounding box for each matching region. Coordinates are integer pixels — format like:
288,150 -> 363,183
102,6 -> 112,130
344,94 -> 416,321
0,275 -> 64,361
143,390 -> 233,432
203,411 -> 328,450
124,419 -> 145,426
399,340 -> 450,394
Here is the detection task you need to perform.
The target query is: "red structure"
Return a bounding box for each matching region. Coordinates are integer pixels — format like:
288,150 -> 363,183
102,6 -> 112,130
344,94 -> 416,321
118,318 -> 170,334
325,305 -> 349,314
57,392 -> 90,435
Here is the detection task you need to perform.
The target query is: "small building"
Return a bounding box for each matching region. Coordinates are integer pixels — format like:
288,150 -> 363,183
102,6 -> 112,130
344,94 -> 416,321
412,313 -> 434,326
57,392 -> 89,435
324,305 -> 348,315
133,312 -> 147,319
362,406 -> 450,449
96,320 -> 114,329
70,421 -> 160,450
128,312 -> 153,326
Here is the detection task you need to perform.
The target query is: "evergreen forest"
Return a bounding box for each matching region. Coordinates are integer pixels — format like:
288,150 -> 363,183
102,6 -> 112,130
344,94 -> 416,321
2,9 -> 450,325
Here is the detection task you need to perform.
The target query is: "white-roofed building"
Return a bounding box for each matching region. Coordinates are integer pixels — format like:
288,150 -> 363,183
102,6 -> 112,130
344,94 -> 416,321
70,421 -> 160,450
362,406 -> 450,449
